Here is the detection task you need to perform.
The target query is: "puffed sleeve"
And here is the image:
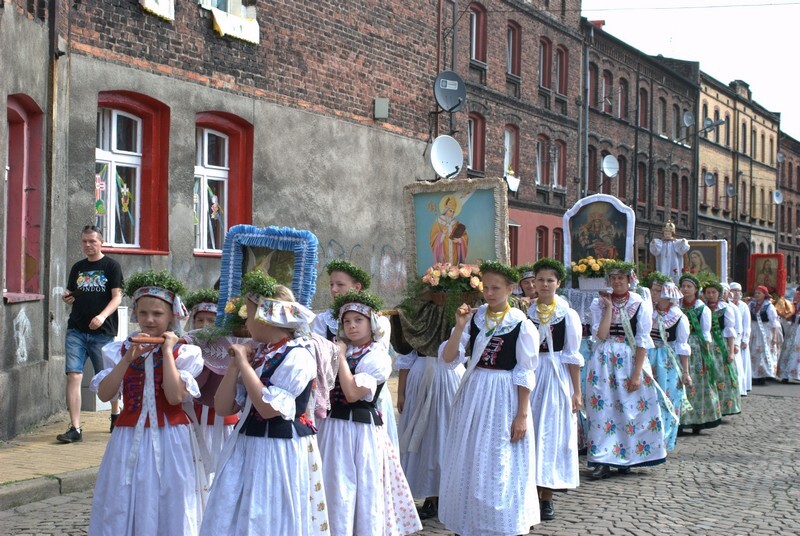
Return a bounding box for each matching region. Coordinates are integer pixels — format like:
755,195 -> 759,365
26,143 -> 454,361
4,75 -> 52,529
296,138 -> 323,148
90,341 -> 125,398
590,298 -> 605,338
262,346 -> 317,420
437,322 -> 472,369
353,347 -> 392,402
722,305 -> 737,339
394,350 -> 418,371
634,299 -> 655,350
512,318 -> 539,390
175,343 -> 205,399
649,239 -> 663,256
674,314 -> 691,356
560,308 -> 584,366
700,305 -> 713,343
311,311 -> 330,339
766,303 -> 781,329
740,304 -> 752,340
376,315 -> 392,351
675,238 -> 690,255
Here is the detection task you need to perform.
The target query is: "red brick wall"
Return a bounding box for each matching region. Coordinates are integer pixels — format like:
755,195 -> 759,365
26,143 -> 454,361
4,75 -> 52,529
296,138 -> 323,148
63,0 -> 440,139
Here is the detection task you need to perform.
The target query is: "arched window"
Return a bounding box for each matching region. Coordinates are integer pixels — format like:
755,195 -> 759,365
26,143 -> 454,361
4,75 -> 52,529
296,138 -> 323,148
713,110 -> 720,142
536,134 -> 551,185
713,172 -> 719,208
602,71 -> 613,113
672,104 -> 681,139
723,176 -> 730,212
587,145 -> 597,192
468,3 -> 487,63
681,176 -> 689,213
601,150 -> 612,194
659,97 -> 667,134
588,63 -> 598,108
637,161 -> 647,203
701,103 -> 708,137
618,78 -> 629,120
552,139 -> 566,187
5,95 -> 43,295
503,124 -> 519,176
552,228 -> 563,263
194,112 -> 254,255
761,132 -> 765,162
95,91 -> 170,253
741,179 -> 748,215
701,167 -> 708,205
741,121 -> 747,153
724,113 -> 731,146
657,169 -> 666,207
536,226 -> 549,260
760,188 -> 766,220
638,88 -> 648,129
671,173 -> 679,210
555,46 -> 568,95
539,37 -> 552,88
506,21 -> 521,77
789,162 -> 794,189
617,155 -> 627,200
467,112 -> 486,172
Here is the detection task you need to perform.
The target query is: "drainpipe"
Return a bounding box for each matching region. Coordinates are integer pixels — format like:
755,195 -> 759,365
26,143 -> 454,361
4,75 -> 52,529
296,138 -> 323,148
581,25 -> 592,198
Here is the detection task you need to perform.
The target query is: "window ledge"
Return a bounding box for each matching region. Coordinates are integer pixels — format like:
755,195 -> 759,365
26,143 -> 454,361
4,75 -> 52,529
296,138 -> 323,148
466,168 -> 486,179
102,247 -> 169,256
3,292 -> 45,304
469,58 -> 487,70
194,251 -> 223,258
506,72 -> 521,84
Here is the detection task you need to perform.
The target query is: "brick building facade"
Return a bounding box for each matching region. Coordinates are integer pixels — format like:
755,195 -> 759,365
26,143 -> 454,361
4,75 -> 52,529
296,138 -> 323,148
778,132 -> 800,285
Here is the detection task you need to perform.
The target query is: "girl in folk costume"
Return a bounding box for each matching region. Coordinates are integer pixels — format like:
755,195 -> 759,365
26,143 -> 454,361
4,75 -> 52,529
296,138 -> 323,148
317,291 -> 421,536
200,271 -> 328,536
521,259 -> 582,522
749,285 -> 783,384
393,271 -> 473,521
647,275 -> 692,451
721,283 -> 747,397
777,292 -> 800,381
678,274 -> 722,434
181,288 -> 239,484
89,271 -> 205,536
702,281 -> 741,416
585,261 -> 668,480
439,261 -> 540,535
730,282 -> 753,393
311,260 -> 398,448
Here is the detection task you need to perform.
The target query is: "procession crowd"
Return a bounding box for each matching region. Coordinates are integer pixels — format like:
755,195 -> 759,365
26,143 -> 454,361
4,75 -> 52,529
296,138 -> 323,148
59,227 -> 800,536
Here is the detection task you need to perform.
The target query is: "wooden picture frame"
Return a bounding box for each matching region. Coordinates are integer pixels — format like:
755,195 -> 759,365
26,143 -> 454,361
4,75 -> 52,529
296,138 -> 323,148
562,193 -> 635,265
685,240 -> 728,283
748,253 -> 785,296
403,177 -> 509,277
218,224 -> 319,311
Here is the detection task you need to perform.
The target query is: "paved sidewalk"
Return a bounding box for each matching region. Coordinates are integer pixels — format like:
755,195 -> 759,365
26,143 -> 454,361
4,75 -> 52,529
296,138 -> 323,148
0,411 -> 110,510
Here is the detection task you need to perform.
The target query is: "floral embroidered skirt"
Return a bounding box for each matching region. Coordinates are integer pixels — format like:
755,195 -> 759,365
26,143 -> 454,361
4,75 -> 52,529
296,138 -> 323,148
778,321 -> 800,380
585,340 -> 667,468
647,345 -> 682,451
750,325 -> 779,379
709,342 -> 741,416
680,335 -> 721,430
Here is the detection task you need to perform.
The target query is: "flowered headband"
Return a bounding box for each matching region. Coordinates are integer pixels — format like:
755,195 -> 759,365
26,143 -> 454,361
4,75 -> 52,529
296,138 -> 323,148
184,302 -> 218,331
660,281 -> 682,302
339,302 -> 375,318
131,286 -> 188,328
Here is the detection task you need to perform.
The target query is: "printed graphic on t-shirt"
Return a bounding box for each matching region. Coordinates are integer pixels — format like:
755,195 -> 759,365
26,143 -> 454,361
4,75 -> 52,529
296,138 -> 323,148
76,271 -> 108,292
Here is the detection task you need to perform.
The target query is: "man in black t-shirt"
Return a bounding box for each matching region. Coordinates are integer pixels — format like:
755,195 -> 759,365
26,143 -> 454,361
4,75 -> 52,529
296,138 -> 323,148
57,226 -> 124,443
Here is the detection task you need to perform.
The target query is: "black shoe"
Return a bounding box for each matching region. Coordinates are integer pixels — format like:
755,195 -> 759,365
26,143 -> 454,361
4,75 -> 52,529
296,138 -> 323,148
782,379 -> 790,383
693,427 -> 702,435
110,413 -> 119,433
589,464 -> 611,480
752,378 -> 766,386
540,500 -> 555,521
56,425 -> 82,443
416,499 -> 437,520
617,466 -> 631,475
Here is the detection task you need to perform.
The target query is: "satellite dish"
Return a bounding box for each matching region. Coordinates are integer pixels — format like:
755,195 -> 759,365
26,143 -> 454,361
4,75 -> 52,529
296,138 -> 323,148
703,172 -> 716,187
703,117 -> 714,129
773,190 -> 784,205
682,111 -> 695,128
430,135 -> 463,179
777,152 -> 785,163
433,71 -> 467,113
601,154 -> 619,178
726,183 -> 736,197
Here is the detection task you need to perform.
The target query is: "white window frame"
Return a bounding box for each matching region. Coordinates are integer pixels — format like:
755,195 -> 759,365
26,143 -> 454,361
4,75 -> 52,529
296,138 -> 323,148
552,142 -> 561,187
95,108 -> 143,248
535,139 -> 544,184
467,118 -> 475,169
194,127 -> 229,253
506,26 -> 514,74
503,127 -> 515,175
469,11 -> 478,60
3,137 -> 8,293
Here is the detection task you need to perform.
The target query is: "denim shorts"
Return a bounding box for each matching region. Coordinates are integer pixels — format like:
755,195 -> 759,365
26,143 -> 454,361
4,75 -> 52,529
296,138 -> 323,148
65,329 -> 114,374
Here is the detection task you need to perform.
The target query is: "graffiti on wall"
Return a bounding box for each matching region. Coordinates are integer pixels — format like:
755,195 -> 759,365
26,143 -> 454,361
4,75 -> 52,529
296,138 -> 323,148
14,308 -> 31,364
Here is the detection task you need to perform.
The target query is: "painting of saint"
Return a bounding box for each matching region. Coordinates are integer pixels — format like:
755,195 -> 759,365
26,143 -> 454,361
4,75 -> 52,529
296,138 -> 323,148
754,257 -> 778,293
570,202 -> 626,261
430,194 -> 469,265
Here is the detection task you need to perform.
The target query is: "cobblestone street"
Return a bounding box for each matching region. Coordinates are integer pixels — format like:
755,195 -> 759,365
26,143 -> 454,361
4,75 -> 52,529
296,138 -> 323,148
1,388 -> 797,535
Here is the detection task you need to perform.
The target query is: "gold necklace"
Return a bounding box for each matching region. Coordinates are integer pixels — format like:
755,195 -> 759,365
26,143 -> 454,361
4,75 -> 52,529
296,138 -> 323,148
485,303 -> 511,333
536,300 -> 557,325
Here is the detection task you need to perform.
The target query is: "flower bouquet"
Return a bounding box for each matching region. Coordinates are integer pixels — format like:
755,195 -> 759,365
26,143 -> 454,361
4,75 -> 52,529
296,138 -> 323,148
570,256 -> 614,290
421,262 -> 483,304
223,296 -> 250,337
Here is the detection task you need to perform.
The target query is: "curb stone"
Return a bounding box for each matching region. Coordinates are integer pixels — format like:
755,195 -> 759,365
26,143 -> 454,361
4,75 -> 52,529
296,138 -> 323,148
0,467 -> 99,511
